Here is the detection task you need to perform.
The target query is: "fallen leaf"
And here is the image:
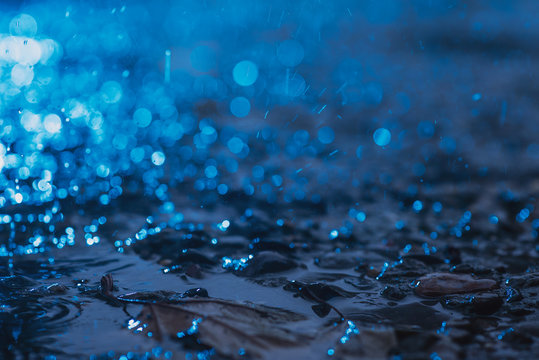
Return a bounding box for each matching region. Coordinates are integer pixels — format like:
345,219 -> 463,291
100,274 -> 355,359
134,298 -> 309,359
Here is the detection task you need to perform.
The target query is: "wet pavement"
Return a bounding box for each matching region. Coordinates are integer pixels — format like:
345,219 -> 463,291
1,1 -> 539,359
1,175 -> 538,359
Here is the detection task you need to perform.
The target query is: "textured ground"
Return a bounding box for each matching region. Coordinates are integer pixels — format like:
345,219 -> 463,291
1,1 -> 539,359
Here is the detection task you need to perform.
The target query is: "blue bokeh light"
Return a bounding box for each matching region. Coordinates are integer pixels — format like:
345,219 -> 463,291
277,40 -> 304,67
373,128 -> 391,146
317,126 -> 335,144
233,60 -> 258,86
230,97 -> 251,118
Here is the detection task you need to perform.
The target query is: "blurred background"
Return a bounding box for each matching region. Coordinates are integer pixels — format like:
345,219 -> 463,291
0,0 -> 537,213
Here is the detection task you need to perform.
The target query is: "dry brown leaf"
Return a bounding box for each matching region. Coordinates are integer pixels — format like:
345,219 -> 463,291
135,298 -> 311,359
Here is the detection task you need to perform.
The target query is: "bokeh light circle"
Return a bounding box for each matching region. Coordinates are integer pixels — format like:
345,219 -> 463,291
232,60 -> 258,86
373,128 -> 391,146
229,97 -> 251,118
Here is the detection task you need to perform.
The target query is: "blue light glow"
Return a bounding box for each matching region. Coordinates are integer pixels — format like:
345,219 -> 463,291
233,60 -> 258,86
277,40 -> 304,67
133,108 -> 152,128
0,7 -> 533,358
318,126 -> 335,144
373,128 -> 391,146
230,97 -> 251,118
151,152 -> 165,166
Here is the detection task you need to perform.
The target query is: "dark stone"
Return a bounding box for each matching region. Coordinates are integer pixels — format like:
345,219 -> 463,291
176,249 -> 217,266
283,281 -> 355,301
249,239 -> 294,254
405,254 -> 445,265
441,292 -> 503,315
185,264 -> 203,279
471,292 -> 503,315
182,288 -> 209,298
236,251 -> 297,277
314,253 -> 358,269
380,258 -> 429,282
132,228 -> 213,260
506,273 -> 539,289
381,285 -> 407,300
413,273 -> 497,297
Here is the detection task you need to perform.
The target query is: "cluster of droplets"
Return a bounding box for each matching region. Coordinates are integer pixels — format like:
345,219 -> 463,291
0,0 -> 423,273
0,3 -> 536,360
124,316 -> 215,360
0,0 -> 536,224
0,1 -> 423,223
327,320 -> 360,356
0,202 -> 63,262
221,255 -> 253,272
